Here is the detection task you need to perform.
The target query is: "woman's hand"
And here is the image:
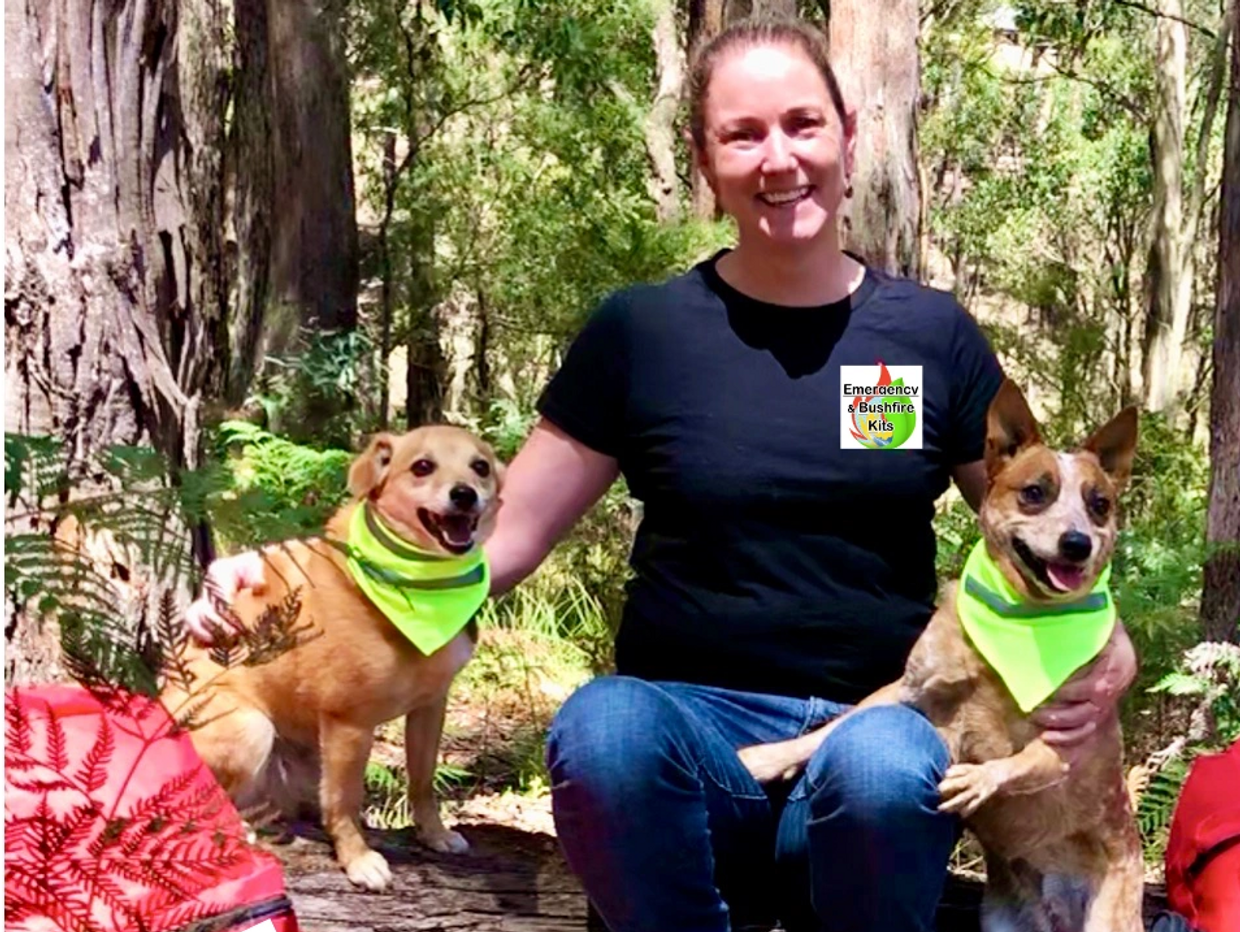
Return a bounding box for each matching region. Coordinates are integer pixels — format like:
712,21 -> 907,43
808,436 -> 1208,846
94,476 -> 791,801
184,551 -> 268,643
1030,622 -> 1137,761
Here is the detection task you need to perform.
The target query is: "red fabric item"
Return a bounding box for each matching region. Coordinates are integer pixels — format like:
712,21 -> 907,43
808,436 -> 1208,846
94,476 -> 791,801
5,684 -> 298,932
1165,740 -> 1240,932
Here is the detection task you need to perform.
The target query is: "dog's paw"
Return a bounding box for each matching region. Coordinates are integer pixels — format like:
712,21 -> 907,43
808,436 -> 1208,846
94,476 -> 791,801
418,827 -> 470,854
938,762 -> 1000,818
737,744 -> 803,784
345,849 -> 393,892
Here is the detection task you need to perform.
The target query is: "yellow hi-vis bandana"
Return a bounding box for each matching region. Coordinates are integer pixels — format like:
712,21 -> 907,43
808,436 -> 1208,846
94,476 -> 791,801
957,539 -> 1115,713
344,503 -> 488,655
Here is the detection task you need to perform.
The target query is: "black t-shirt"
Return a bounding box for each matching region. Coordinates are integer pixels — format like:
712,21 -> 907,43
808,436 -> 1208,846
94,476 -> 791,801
537,253 -> 1004,702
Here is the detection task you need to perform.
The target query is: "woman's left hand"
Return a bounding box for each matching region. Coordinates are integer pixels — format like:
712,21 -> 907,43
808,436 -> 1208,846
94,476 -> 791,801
1030,622 -> 1137,760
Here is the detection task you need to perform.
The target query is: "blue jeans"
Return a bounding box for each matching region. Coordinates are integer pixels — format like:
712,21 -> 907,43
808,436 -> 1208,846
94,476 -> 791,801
546,677 -> 957,932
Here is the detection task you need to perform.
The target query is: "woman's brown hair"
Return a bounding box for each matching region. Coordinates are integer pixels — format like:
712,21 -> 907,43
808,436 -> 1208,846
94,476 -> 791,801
687,17 -> 847,150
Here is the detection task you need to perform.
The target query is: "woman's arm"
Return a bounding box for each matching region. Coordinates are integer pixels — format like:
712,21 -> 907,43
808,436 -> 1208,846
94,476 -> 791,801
486,419 -> 620,594
951,459 -> 988,513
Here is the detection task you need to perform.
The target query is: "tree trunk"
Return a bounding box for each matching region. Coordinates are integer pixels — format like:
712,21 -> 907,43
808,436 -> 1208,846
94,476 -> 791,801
647,0 -> 685,223
688,0 -> 724,219
227,0 -> 275,403
829,0 -> 921,277
1200,0 -> 1240,644
1142,0 -> 1193,414
404,210 -> 443,429
268,0 -> 359,346
724,0 -> 796,18
5,0 -> 229,681
226,0 -> 359,400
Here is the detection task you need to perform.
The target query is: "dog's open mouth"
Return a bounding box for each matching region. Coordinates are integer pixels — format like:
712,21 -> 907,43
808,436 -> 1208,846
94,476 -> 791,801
417,509 -> 478,555
1012,537 -> 1086,595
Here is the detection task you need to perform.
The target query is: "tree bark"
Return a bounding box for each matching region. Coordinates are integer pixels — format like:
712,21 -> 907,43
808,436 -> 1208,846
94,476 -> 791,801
724,0 -> 796,18
829,0 -> 922,277
1200,0 -> 1240,644
267,0 -> 359,347
1142,0 -> 1194,414
688,0 -> 725,220
227,0 -> 275,402
226,0 -> 359,400
5,0 -> 229,681
404,208 -> 442,429
646,0 -> 686,223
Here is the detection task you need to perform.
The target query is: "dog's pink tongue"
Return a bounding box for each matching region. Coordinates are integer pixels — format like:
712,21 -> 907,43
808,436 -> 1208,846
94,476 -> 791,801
1047,563 -> 1085,593
441,515 -> 473,546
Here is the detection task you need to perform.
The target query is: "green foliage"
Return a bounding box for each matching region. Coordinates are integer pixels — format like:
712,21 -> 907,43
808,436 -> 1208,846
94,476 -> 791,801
5,434 -> 200,695
248,329 -> 381,449
209,421 -> 354,549
4,433 -> 310,704
1136,640 -> 1240,861
1136,755 -> 1190,862
1112,413 -> 1209,701
362,759 -> 472,830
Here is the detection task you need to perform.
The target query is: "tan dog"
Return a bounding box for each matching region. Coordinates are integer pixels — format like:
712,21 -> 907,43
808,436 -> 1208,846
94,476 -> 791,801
162,425 -> 503,892
739,381 -> 1143,932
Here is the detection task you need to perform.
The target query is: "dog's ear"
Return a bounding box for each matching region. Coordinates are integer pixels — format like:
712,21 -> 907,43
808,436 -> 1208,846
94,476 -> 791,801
348,433 -> 396,498
985,379 -> 1042,483
1082,406 -> 1139,492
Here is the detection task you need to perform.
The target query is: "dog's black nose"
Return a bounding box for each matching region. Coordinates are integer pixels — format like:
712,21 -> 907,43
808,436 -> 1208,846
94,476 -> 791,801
450,484 -> 478,510
1058,530 -> 1093,563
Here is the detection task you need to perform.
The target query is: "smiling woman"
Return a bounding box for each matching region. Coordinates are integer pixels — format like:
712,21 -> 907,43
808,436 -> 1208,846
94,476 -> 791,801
182,14 -> 1138,932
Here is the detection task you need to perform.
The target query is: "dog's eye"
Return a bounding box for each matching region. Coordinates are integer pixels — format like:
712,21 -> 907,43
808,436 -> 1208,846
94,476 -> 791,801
411,458 -> 435,477
470,459 -> 491,479
1088,490 -> 1111,519
1019,484 -> 1045,506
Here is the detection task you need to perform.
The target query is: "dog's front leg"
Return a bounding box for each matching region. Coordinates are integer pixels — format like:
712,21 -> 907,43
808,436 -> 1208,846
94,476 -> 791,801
319,714 -> 392,892
939,738 -> 1068,818
405,697 -> 468,854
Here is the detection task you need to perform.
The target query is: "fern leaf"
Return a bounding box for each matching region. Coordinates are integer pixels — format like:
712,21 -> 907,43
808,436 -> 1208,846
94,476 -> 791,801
44,705 -> 70,773
71,715 -> 115,795
5,696 -> 34,757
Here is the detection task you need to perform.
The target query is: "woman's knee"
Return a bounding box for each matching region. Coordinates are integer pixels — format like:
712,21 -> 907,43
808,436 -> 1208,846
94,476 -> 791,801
806,704 -> 951,823
546,676 -> 690,799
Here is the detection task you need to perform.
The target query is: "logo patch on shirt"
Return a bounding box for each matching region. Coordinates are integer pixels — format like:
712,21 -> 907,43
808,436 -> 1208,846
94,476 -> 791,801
840,363 -> 924,450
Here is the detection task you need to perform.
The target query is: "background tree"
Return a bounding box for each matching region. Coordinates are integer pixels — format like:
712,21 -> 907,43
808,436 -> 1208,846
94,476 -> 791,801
228,0 -> 361,439
829,0 -> 922,275
1142,0 -> 1231,414
5,0 -> 230,682
1200,0 -> 1240,643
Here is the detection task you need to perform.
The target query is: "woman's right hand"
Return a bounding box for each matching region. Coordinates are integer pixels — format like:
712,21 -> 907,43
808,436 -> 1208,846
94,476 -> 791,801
184,551 -> 269,643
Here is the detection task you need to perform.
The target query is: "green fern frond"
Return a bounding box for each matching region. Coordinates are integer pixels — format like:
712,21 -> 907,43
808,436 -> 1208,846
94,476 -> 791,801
1149,670 -> 1210,696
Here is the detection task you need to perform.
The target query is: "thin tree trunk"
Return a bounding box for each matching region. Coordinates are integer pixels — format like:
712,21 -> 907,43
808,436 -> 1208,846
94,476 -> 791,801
1200,0 -> 1240,644
266,0 -> 359,347
404,206 -> 442,428
378,132 -> 399,428
1143,0 -> 1193,413
227,0 -> 274,403
5,0 -> 228,681
647,0 -> 686,223
830,0 -> 922,277
226,0 -> 359,404
725,0 -> 796,18
688,0 -> 724,219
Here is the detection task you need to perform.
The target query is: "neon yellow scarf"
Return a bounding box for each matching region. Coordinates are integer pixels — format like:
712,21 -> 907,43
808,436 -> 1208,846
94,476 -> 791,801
957,539 -> 1115,713
344,503 -> 488,655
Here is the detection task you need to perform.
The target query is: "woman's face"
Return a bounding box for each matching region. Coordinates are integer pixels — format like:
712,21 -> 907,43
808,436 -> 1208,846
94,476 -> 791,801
697,43 -> 854,252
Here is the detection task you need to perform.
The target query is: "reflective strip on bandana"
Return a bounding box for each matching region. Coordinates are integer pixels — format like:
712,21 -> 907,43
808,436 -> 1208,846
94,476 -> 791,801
956,539 -> 1115,714
344,503 -> 489,655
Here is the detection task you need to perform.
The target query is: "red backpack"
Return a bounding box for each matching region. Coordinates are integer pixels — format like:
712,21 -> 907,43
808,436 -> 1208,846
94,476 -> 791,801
1165,740 -> 1240,932
5,684 -> 299,932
